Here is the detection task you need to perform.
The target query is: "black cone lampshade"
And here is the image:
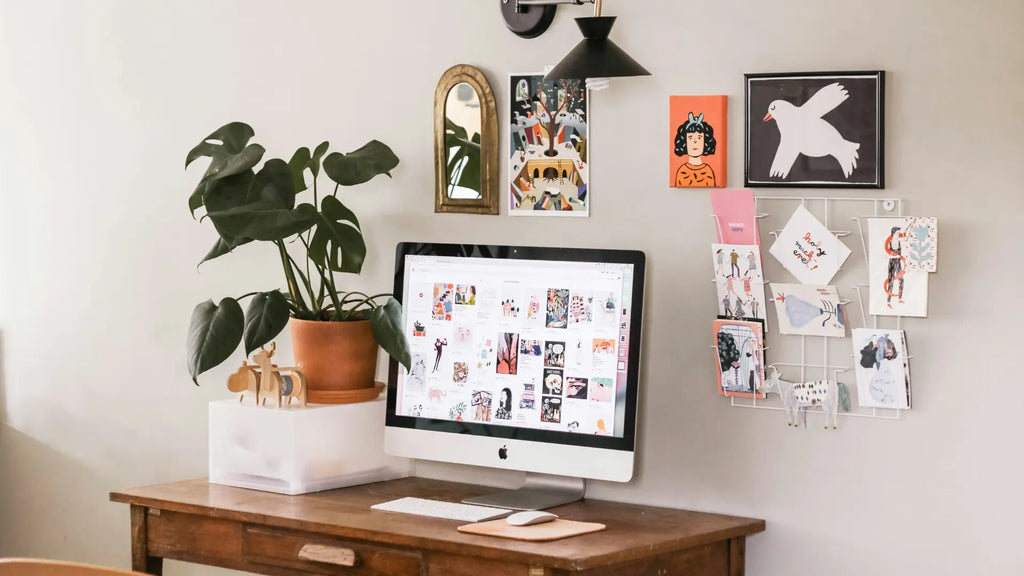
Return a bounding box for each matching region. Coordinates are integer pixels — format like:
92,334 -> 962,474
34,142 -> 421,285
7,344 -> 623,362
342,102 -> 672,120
545,16 -> 650,80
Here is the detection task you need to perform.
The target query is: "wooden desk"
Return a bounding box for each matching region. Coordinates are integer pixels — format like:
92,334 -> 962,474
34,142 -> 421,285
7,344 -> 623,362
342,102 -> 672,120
110,478 -> 764,576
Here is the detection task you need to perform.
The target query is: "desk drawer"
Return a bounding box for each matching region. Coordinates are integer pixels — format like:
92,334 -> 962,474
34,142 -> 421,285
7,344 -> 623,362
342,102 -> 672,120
243,526 -> 423,576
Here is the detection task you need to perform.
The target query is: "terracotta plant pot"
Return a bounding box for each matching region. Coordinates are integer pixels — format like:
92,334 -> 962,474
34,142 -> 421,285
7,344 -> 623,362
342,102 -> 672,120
290,318 -> 382,404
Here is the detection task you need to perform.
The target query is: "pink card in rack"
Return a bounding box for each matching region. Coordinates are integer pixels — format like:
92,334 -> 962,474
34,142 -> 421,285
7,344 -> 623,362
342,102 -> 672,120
710,189 -> 760,245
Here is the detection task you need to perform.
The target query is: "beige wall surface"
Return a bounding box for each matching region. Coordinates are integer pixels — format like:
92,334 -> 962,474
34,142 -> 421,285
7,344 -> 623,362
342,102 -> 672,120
1,1 -> 1022,574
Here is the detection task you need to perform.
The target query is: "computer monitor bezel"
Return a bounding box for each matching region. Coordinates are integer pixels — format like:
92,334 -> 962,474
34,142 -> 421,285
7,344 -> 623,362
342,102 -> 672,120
385,242 -> 645,455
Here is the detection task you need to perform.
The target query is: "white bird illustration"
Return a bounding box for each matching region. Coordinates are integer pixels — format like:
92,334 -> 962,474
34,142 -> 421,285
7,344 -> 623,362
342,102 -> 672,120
763,83 -> 860,179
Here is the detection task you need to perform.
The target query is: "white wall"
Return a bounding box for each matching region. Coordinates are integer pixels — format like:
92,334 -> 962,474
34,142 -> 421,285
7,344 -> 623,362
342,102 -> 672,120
1,1 -> 1021,574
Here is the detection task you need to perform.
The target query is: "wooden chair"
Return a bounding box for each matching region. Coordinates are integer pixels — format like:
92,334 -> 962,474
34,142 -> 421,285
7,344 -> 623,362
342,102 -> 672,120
0,558 -> 146,575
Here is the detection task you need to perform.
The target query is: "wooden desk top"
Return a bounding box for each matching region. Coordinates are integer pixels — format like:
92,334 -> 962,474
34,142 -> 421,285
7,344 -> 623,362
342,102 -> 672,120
111,477 -> 764,572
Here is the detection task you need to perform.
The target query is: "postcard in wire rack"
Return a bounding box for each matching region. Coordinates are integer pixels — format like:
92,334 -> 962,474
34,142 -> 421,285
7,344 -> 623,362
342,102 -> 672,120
769,205 -> 851,285
714,319 -> 766,398
710,189 -> 759,245
769,283 -> 846,337
867,218 -> 929,317
852,328 -> 911,409
712,243 -> 767,323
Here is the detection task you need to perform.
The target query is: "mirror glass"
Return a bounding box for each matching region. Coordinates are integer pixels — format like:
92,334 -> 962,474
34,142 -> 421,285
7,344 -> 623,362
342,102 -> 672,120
434,65 -> 498,214
444,82 -> 482,199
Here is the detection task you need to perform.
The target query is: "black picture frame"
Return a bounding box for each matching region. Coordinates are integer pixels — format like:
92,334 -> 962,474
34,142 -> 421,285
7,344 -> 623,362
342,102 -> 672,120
745,71 -> 884,188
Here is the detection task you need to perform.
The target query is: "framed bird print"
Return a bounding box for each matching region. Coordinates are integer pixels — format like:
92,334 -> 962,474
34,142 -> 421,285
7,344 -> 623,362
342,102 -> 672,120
744,71 -> 884,188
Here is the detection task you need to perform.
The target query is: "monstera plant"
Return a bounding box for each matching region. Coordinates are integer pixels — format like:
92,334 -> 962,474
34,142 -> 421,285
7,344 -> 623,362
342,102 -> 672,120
185,121 -> 410,385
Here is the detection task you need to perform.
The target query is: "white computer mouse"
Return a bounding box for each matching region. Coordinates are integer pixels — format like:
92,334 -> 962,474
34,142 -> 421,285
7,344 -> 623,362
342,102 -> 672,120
505,511 -> 559,526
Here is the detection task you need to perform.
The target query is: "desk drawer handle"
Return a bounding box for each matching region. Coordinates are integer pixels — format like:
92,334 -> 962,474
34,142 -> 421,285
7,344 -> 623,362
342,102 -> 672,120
298,543 -> 357,567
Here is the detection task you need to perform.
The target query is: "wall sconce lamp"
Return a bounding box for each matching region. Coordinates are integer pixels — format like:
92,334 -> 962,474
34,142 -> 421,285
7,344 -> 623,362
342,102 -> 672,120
500,0 -> 650,82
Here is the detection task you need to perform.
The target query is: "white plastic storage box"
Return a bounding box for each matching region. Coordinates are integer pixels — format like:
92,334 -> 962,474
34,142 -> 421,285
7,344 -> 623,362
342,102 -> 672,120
209,397 -> 409,495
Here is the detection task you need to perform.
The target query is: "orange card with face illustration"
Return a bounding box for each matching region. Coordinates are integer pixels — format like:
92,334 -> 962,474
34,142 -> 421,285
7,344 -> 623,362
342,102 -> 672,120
669,95 -> 727,188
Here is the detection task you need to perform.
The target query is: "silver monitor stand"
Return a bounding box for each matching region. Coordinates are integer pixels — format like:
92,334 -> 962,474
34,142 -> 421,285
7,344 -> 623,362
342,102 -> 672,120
462,473 -> 586,511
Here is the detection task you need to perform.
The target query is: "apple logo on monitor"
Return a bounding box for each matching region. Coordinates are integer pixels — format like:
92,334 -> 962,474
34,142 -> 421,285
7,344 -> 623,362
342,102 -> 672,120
498,445 -> 508,460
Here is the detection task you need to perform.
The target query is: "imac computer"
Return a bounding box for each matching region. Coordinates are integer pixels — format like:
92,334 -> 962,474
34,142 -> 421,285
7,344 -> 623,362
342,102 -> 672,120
385,243 -> 645,510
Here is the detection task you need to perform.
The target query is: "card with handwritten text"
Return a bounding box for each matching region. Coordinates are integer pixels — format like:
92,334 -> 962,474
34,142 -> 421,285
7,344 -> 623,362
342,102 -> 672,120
768,205 -> 851,284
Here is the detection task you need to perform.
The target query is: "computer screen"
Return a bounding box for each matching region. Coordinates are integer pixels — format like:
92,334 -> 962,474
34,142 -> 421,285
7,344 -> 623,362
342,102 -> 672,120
385,243 -> 645,491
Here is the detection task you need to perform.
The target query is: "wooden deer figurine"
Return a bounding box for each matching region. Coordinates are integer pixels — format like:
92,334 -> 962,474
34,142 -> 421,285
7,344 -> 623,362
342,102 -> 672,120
251,343 -> 308,408
226,343 -> 307,408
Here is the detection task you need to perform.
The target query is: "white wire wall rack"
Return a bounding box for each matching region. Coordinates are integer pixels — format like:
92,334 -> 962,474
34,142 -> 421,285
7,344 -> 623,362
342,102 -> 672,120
712,195 -> 912,423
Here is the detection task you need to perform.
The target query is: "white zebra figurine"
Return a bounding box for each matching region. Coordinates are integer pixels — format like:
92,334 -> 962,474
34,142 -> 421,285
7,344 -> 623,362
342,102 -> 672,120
765,366 -> 847,429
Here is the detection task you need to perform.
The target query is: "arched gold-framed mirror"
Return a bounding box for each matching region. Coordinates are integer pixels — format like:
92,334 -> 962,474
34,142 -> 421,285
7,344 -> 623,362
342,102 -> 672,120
434,64 -> 498,214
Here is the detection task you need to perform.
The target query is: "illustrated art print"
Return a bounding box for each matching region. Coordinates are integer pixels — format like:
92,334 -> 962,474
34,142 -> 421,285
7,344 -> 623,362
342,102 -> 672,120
745,71 -> 884,188
542,368 -> 563,395
495,387 -> 513,420
455,284 -> 477,305
852,328 -> 911,409
714,319 -> 766,398
669,95 -> 727,188
509,73 -> 589,216
545,288 -> 569,328
541,396 -> 562,423
590,377 -> 613,402
903,217 -> 938,273
565,376 -> 589,400
496,332 -> 519,375
432,283 -> 454,321
544,341 -> 566,368
710,189 -> 759,245
712,243 -> 767,323
867,218 -> 929,317
769,205 -> 851,285
769,283 -> 846,337
569,292 -> 593,325
471,390 -> 493,421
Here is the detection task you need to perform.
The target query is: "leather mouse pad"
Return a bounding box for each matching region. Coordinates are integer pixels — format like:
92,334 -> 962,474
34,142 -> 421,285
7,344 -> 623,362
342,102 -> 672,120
457,518 -> 606,541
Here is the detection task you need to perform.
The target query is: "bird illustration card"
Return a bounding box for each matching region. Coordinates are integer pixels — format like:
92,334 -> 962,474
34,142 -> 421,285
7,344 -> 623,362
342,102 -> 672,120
867,218 -> 929,317
769,283 -> 846,337
712,243 -> 767,323
710,189 -> 760,245
745,71 -> 884,188
768,205 -> 851,285
669,95 -> 727,188
714,319 -> 766,398
509,72 -> 590,217
852,328 -> 911,409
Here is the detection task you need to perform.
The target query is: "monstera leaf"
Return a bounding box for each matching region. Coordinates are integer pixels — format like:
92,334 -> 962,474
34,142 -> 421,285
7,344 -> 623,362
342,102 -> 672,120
444,118 -> 481,195
187,297 -> 244,384
206,159 -> 317,241
370,297 -> 411,370
199,234 -> 253,266
243,290 -> 291,356
308,195 -> 365,274
322,140 -> 399,186
185,122 -> 266,216
289,141 -> 330,193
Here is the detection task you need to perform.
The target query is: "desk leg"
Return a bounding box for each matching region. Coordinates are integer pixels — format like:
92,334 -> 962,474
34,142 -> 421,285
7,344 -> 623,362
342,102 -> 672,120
728,536 -> 746,576
130,505 -> 164,575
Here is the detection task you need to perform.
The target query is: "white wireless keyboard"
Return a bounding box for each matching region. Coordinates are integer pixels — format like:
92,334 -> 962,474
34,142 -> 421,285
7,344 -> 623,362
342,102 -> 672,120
371,497 -> 513,522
